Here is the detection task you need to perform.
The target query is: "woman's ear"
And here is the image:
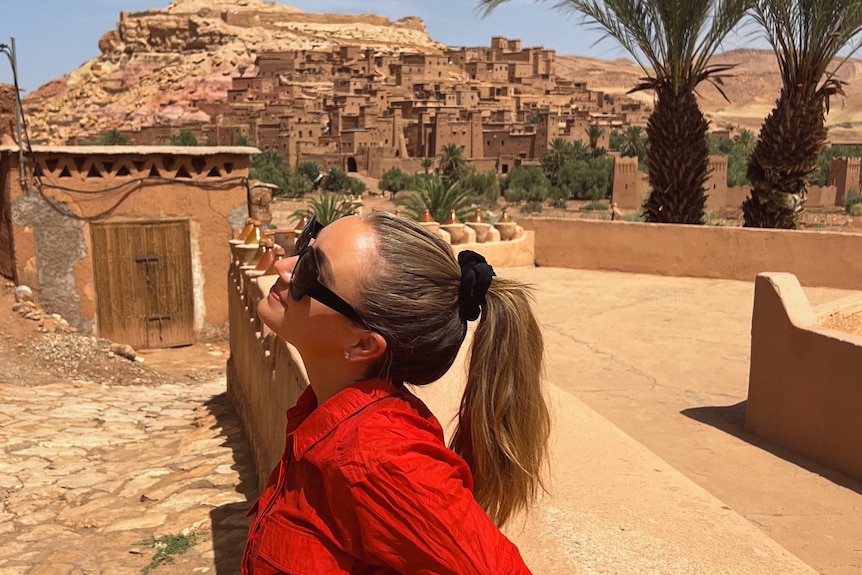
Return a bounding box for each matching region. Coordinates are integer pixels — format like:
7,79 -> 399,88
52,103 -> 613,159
347,330 -> 387,363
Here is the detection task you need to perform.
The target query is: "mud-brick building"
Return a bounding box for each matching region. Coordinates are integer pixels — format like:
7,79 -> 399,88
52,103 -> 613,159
0,145 -> 258,348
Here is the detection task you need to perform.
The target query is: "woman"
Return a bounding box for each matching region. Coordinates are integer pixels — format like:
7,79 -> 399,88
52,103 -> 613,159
243,211 -> 550,574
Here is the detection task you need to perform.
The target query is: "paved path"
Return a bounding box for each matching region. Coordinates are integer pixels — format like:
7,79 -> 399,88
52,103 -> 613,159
1,268 -> 860,574
502,267 -> 862,575
0,375 -> 253,575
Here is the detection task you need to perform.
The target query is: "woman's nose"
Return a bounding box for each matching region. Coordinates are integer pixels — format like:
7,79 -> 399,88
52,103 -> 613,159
274,255 -> 298,282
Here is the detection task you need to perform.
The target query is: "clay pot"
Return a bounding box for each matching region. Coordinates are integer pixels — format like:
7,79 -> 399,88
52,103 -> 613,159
441,223 -> 467,244
234,243 -> 260,266
466,221 -> 491,243
494,221 -> 517,241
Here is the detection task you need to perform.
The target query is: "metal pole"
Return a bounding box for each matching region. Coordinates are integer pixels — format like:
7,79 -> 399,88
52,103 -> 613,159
9,38 -> 26,188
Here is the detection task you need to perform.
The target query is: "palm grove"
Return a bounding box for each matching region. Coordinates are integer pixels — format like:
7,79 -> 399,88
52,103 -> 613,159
480,0 -> 862,228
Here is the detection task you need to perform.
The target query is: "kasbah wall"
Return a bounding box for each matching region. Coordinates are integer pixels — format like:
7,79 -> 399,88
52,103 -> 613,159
1,145 -> 256,343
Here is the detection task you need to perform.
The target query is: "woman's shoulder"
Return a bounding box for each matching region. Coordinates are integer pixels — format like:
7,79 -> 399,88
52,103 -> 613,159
347,386 -> 445,445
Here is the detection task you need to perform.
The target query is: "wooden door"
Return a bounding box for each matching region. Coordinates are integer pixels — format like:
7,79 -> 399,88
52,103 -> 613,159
91,220 -> 194,348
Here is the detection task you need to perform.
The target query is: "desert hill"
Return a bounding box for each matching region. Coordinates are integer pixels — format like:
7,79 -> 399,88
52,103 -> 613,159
21,0 -> 446,145
556,49 -> 862,142
20,0 -> 862,145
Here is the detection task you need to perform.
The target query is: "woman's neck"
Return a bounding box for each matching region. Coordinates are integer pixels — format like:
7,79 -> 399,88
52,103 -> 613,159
303,359 -> 367,404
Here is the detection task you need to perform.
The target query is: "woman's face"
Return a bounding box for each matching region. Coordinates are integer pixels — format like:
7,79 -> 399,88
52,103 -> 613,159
257,215 -> 377,361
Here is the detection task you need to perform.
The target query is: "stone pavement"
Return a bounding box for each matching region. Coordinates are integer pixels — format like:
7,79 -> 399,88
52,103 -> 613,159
0,375 -> 254,575
1,268 -> 860,574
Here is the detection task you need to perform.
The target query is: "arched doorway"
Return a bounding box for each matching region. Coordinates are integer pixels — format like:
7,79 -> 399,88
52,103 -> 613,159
347,157 -> 357,172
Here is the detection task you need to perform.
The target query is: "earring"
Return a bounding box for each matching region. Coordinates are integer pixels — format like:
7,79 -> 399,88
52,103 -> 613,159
344,352 -> 350,360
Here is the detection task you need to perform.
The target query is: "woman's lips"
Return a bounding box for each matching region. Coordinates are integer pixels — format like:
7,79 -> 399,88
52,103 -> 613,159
269,284 -> 283,303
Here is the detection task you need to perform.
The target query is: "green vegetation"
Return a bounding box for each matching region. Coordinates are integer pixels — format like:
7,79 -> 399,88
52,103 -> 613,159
707,130 -> 755,187
459,167 -> 501,207
323,168 -> 366,195
293,193 -> 361,226
580,200 -> 609,211
502,166 -> 551,203
845,189 -> 862,215
419,156 -> 435,174
141,532 -> 197,575
556,156 -> 613,201
395,176 -> 473,223
169,130 -> 198,146
379,167 -> 416,194
83,129 -> 131,146
811,145 -> 862,186
437,143 -> 468,185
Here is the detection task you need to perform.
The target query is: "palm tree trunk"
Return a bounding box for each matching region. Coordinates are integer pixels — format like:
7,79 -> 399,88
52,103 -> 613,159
643,86 -> 709,224
742,91 -> 826,229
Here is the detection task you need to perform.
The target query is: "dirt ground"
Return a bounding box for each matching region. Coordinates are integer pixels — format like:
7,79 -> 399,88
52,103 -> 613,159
0,284 -> 229,390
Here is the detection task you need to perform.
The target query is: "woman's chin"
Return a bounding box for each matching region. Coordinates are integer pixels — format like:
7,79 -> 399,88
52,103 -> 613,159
257,297 -> 282,329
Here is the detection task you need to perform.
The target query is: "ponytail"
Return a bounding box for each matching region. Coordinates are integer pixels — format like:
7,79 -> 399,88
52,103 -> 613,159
359,211 -> 550,527
450,279 -> 550,527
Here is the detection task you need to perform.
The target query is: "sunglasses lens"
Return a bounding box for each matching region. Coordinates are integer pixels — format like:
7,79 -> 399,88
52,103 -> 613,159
292,216 -> 321,256
289,250 -> 317,302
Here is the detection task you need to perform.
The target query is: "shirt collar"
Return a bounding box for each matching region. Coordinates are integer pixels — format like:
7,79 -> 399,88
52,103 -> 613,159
290,378 -> 398,459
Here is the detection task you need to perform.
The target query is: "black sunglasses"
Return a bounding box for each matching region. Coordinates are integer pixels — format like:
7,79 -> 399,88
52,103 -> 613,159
289,215 -> 366,326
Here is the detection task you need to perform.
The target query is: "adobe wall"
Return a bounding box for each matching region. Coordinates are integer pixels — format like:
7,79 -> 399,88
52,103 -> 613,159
3,146 -> 254,338
518,218 -> 862,289
745,273 -> 862,482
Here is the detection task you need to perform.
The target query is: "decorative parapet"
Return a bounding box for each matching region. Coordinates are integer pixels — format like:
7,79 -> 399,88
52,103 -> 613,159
745,273 -> 862,482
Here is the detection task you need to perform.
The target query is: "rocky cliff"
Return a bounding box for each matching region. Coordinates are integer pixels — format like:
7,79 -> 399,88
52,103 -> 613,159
22,0 -> 446,145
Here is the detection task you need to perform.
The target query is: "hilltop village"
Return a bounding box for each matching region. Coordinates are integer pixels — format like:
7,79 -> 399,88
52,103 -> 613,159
126,36 -> 650,177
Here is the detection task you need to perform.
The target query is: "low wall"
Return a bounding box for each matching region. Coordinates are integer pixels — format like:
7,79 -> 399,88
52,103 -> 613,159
745,273 -> 862,482
519,218 -> 862,289
226,261 -> 307,492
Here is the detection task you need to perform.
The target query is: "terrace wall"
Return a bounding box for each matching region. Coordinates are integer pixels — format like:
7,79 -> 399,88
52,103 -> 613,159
519,218 -> 862,289
746,273 -> 862,482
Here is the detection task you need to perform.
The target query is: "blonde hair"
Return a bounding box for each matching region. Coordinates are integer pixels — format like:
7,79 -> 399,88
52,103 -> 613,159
358,211 -> 550,527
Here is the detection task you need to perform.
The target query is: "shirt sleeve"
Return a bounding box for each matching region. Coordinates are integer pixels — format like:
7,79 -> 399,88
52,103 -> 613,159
330,409 -> 532,575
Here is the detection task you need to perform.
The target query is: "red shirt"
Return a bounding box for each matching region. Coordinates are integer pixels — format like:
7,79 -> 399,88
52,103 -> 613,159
242,378 -> 531,575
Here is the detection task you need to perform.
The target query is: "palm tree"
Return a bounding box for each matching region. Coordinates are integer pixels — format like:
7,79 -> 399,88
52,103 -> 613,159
437,143 -> 468,185
479,0 -> 752,224
395,176 -> 473,223
742,0 -> 862,228
733,128 -> 755,151
293,193 -> 360,226
419,156 -> 435,174
619,126 -> 648,159
541,138 -> 574,183
586,125 -> 605,154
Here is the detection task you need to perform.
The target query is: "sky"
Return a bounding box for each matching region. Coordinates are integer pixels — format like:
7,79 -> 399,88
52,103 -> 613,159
0,0 -> 761,94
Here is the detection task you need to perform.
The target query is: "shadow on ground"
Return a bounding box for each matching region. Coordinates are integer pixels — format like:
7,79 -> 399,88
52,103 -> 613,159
682,401 -> 862,497
205,392 -> 258,575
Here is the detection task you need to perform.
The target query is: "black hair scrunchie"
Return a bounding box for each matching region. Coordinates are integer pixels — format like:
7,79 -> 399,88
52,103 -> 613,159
457,250 -> 496,321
